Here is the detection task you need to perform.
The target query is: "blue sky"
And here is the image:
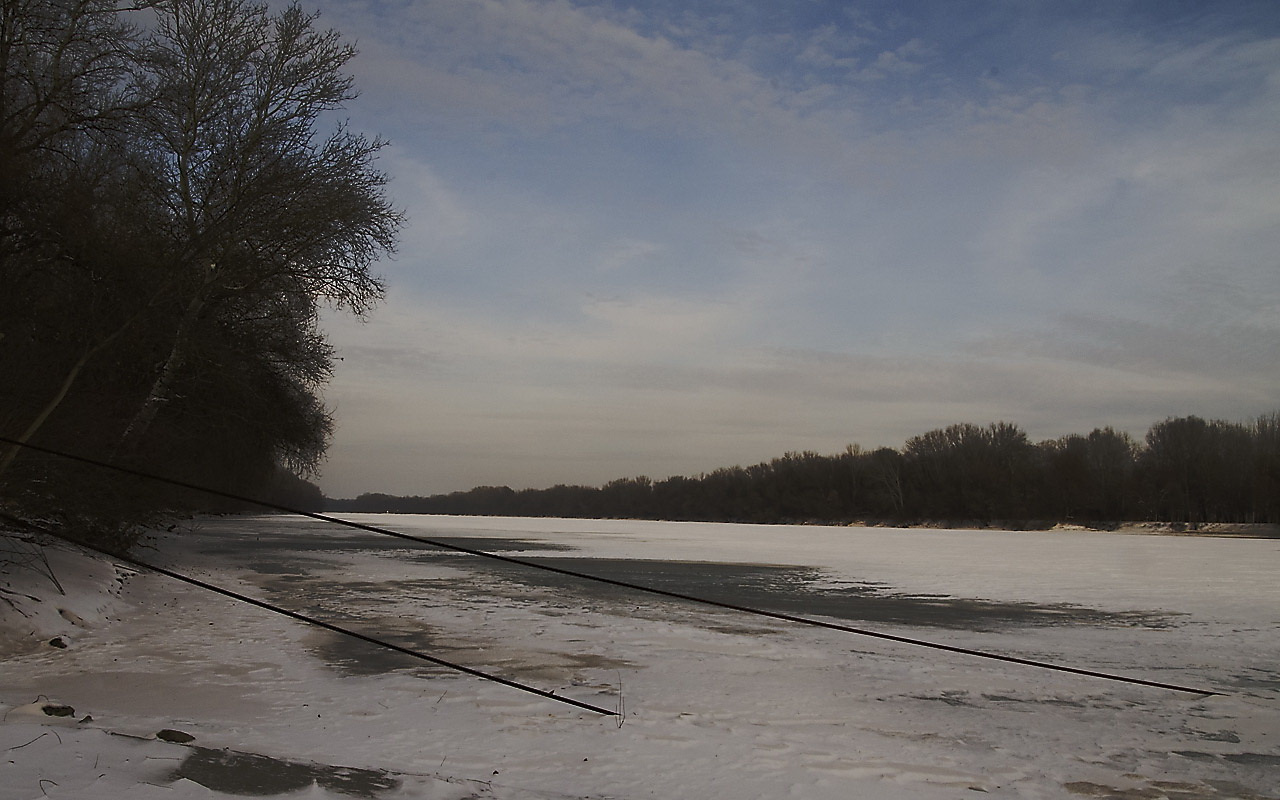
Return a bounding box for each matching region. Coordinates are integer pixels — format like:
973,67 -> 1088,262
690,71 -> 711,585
290,0 -> 1280,497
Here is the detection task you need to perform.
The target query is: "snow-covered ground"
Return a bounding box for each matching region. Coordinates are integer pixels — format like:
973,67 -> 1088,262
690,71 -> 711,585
2,515 -> 1277,799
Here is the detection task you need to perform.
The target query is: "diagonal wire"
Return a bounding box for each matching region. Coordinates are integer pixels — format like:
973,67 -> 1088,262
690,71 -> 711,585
114,548 -> 621,717
0,436 -> 1225,697
12,514 -> 617,717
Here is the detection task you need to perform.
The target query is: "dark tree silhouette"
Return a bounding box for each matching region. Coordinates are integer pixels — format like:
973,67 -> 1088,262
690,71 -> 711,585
1,0 -> 401,536
334,412 -> 1279,528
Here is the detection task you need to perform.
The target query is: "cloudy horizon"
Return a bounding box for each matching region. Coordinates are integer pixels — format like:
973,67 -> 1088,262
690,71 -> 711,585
285,0 -> 1279,498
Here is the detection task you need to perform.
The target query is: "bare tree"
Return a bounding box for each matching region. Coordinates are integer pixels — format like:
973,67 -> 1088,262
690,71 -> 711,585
0,0 -> 146,475
0,0 -> 141,165
2,1 -> 400,527
114,0 -> 400,458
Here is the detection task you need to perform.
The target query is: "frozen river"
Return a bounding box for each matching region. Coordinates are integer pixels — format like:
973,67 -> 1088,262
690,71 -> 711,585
3,514 -> 1278,799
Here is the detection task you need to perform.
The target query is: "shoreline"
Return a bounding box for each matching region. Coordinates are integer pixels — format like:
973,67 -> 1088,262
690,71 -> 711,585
315,509 -> 1280,539
857,519 -> 1280,538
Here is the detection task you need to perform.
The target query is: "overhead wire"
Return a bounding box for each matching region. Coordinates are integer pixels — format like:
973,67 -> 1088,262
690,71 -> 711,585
0,436 -> 1224,699
24,522 -> 619,717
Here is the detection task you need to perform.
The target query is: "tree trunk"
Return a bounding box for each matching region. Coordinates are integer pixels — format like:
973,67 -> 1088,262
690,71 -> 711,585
0,349 -> 94,477
0,318 -> 135,478
114,294 -> 205,458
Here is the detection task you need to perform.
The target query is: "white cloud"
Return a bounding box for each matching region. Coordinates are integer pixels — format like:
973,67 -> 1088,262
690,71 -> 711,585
378,150 -> 475,256
319,274 -> 1277,497
859,38 -> 930,81
312,0 -> 875,155
318,330 -> 1269,497
298,1 -> 1280,496
795,23 -> 869,71
594,238 -> 662,274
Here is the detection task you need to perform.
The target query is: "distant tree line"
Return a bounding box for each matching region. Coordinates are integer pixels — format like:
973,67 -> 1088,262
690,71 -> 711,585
0,0 -> 397,539
332,413 -> 1280,527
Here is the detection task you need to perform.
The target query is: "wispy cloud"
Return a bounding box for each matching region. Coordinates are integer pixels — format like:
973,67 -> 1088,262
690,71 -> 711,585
293,0 -> 1280,495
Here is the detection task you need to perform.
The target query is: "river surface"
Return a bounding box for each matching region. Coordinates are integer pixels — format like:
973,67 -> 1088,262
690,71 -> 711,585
161,514 -> 1278,689
4,514 -> 1279,798
124,513 -> 1280,799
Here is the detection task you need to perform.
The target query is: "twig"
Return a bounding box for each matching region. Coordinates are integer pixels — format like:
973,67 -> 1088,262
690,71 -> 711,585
616,671 -> 625,728
36,546 -> 64,595
7,731 -> 59,750
0,590 -> 33,617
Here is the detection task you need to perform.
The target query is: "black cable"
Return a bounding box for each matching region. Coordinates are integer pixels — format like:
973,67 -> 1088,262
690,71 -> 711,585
123,552 -> 620,717
11,515 -> 618,717
0,436 -> 1224,697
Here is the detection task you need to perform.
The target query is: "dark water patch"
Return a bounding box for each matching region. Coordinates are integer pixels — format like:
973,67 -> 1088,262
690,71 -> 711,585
1204,782 -> 1278,800
704,623 -> 785,635
400,536 -> 576,555
243,557 -> 333,577
912,690 -> 975,707
1064,779 -> 1271,799
189,526 -> 573,559
445,556 -> 1168,631
913,691 -> 1092,710
221,536 -> 1170,679
309,622 -> 635,681
185,524 -> 1169,632
1228,669 -> 1280,692
981,693 -> 1088,708
308,626 -> 462,677
253,569 -> 635,679
1189,729 -> 1242,744
1174,751 -> 1280,769
253,574 -> 462,676
171,746 -> 400,797
1222,752 -> 1280,767
483,650 -> 635,684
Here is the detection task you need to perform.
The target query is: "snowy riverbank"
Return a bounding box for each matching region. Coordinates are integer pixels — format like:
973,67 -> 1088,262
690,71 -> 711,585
3,516 -> 1278,799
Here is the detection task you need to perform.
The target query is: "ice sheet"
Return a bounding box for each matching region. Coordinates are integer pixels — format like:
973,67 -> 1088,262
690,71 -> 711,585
2,516 -> 1277,799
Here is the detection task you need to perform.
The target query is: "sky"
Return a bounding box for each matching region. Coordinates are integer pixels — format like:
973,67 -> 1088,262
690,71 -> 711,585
278,0 -> 1280,498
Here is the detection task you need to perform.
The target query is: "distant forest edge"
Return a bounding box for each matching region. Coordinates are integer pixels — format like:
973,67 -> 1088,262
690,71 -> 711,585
329,413 -> 1280,527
